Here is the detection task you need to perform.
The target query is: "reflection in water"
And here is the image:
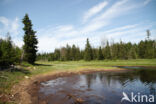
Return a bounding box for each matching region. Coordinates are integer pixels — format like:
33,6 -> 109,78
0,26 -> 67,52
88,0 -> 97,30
39,67 -> 156,104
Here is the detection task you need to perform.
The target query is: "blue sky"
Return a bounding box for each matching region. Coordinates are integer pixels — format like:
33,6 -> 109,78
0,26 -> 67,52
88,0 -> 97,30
0,0 -> 156,52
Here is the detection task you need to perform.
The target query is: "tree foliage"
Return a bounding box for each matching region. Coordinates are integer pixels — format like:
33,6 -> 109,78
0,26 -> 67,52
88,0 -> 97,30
98,46 -> 103,60
84,38 -> 93,61
22,14 -> 38,64
0,35 -> 21,67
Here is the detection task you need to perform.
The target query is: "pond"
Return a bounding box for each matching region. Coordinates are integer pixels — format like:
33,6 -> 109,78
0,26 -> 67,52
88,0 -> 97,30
39,67 -> 156,104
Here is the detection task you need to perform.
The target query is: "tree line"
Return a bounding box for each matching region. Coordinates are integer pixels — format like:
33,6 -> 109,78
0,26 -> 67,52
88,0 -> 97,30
37,34 -> 156,61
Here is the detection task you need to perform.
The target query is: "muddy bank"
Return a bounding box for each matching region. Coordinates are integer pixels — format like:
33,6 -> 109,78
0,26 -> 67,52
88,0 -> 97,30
12,68 -> 128,104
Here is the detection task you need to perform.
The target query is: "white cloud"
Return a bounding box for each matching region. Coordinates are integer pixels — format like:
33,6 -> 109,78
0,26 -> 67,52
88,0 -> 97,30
0,17 -> 20,36
10,17 -> 19,35
98,23 -> 154,43
144,0 -> 151,5
81,0 -> 152,34
0,17 -> 21,48
81,0 -> 132,34
37,25 -> 81,52
38,34 -> 87,52
0,17 -> 9,26
81,21 -> 108,33
83,1 -> 108,23
13,38 -> 23,48
92,0 -> 133,23
38,36 -> 59,52
56,25 -> 74,32
37,24 -> 79,39
104,24 -> 138,34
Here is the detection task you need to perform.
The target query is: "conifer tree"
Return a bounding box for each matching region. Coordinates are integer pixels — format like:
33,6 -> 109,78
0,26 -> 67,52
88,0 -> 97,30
0,34 -> 21,66
71,45 -> 76,60
65,44 -> 71,61
75,47 -> 81,60
146,30 -> 151,40
128,47 -> 137,59
22,14 -> 38,64
92,48 -> 98,60
104,41 -> 111,59
84,38 -> 93,61
98,46 -> 103,60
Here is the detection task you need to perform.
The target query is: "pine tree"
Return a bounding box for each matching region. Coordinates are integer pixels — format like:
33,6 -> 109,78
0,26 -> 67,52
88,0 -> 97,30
104,41 -> 111,59
128,47 -> 137,59
54,49 -> 60,60
92,48 -> 98,60
0,36 -> 13,66
146,30 -> 151,40
60,47 -> 66,61
138,40 -> 145,58
0,34 -> 21,66
98,46 -> 104,60
75,47 -> 81,60
65,44 -> 71,61
22,14 -> 38,64
111,43 -> 118,60
71,45 -> 77,60
144,40 -> 155,59
84,38 -> 93,61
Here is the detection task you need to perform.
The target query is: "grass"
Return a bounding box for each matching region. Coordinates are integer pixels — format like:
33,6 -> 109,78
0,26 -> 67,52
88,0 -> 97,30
0,59 -> 156,103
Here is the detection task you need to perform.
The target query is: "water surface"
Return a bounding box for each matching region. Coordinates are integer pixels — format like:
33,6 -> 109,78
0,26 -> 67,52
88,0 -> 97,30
39,67 -> 156,104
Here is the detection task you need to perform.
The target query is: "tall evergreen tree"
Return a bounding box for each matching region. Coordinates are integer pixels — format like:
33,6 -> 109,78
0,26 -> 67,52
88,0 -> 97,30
128,47 -> 137,59
75,47 -> 81,60
146,30 -> 151,40
154,40 -> 156,58
71,45 -> 77,60
144,40 -> 155,59
65,44 -> 71,61
138,40 -> 145,58
22,14 -> 38,64
54,49 -> 60,60
104,41 -> 111,59
98,46 -> 104,60
92,48 -> 98,60
84,38 -> 93,61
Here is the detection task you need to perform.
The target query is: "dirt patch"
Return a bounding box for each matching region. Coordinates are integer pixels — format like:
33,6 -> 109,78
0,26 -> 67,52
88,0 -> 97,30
11,68 -> 128,104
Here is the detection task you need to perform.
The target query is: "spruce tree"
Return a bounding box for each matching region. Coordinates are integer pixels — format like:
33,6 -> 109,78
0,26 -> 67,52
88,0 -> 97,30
128,47 -> 137,59
98,46 -> 104,60
71,45 -> 76,60
84,38 -> 93,61
92,48 -> 98,60
104,41 -> 111,59
22,14 -> 38,64
146,30 -> 151,40
0,34 -> 20,66
65,44 -> 71,61
75,47 -> 81,60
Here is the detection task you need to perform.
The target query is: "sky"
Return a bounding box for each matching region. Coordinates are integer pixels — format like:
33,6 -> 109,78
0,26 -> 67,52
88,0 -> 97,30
0,0 -> 156,52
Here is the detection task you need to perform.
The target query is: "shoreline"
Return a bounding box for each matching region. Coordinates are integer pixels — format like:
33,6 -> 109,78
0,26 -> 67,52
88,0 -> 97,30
12,67 -> 128,104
